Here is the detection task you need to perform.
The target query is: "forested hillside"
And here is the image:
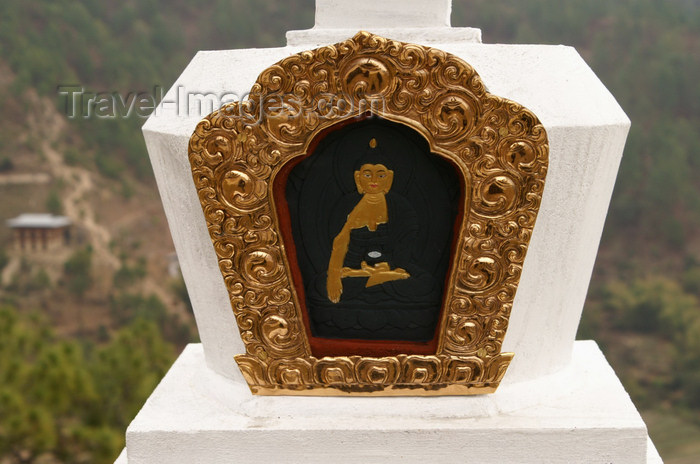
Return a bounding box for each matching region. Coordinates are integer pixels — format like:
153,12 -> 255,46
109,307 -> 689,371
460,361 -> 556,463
1,0 -> 699,462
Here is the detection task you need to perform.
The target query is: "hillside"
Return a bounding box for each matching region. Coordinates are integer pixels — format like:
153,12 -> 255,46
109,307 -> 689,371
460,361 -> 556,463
1,0 -> 700,462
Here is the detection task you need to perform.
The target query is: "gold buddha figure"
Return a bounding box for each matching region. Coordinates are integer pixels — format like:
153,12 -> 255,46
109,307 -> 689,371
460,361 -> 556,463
326,149 -> 411,303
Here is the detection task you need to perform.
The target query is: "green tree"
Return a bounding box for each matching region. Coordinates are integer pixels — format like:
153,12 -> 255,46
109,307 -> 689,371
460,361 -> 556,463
0,248 -> 8,279
63,246 -> 93,300
601,277 -> 699,336
0,156 -> 13,172
112,257 -> 147,290
109,291 -> 193,346
90,318 -> 175,430
594,275 -> 700,411
0,307 -> 90,463
45,189 -> 63,215
677,319 -> 700,408
0,305 -> 176,463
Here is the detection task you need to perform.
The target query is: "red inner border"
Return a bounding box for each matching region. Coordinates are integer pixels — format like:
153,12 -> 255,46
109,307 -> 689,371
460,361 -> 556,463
272,114 -> 465,358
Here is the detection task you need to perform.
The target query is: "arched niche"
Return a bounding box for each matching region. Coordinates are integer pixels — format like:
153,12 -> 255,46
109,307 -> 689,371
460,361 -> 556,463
277,116 -> 463,357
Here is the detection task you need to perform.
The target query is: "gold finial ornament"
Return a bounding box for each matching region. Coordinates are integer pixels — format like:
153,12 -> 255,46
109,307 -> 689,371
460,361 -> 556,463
188,31 -> 549,396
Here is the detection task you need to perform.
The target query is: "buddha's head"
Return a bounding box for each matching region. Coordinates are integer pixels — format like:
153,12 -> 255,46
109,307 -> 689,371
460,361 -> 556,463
354,163 -> 393,194
354,137 -> 394,194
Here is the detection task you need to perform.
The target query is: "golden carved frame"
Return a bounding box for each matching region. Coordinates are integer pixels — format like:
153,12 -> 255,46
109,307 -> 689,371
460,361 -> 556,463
188,32 -> 548,396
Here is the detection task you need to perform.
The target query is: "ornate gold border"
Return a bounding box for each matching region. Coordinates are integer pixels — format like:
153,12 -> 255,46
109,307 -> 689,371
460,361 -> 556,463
188,32 -> 548,395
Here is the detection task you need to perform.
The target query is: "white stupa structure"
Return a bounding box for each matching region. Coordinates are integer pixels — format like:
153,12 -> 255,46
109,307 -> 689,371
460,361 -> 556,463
116,1 -> 661,462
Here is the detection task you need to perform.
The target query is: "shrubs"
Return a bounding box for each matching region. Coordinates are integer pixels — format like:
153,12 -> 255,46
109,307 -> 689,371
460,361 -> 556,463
46,189 -> 63,215
602,277 -> 699,336
0,305 -> 175,463
0,156 -> 13,172
63,246 -> 93,300
594,274 -> 700,411
109,292 -> 192,347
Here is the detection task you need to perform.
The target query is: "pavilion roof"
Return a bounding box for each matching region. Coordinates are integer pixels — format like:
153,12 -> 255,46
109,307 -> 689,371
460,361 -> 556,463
6,213 -> 72,229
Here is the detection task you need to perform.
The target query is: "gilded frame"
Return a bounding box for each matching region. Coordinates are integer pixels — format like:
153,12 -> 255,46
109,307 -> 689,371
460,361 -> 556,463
188,32 -> 548,395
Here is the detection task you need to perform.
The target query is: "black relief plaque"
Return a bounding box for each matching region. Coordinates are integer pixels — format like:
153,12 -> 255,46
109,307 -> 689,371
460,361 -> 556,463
286,118 -> 460,341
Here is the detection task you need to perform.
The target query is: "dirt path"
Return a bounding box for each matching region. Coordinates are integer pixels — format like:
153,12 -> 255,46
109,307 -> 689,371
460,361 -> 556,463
1,254 -> 20,286
35,109 -> 120,270
25,95 -> 185,319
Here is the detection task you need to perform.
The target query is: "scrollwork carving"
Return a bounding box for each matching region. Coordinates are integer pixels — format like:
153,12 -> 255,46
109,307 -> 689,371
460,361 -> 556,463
188,32 -> 548,396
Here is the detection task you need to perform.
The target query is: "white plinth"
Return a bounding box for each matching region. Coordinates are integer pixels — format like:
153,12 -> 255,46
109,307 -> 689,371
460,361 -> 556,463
315,0 -> 451,29
288,0 -> 483,47
116,342 -> 661,464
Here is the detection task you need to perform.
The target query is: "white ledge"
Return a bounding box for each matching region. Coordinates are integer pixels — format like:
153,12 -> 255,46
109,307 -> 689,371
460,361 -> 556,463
286,27 -> 482,48
118,341 -> 661,464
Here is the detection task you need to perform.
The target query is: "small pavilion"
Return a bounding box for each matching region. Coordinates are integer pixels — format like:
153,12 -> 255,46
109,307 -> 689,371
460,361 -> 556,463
6,213 -> 71,251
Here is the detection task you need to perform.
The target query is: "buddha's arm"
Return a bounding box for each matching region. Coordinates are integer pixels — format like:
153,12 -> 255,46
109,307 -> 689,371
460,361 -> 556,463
341,267 -> 371,277
365,262 -> 410,287
327,223 -> 352,303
